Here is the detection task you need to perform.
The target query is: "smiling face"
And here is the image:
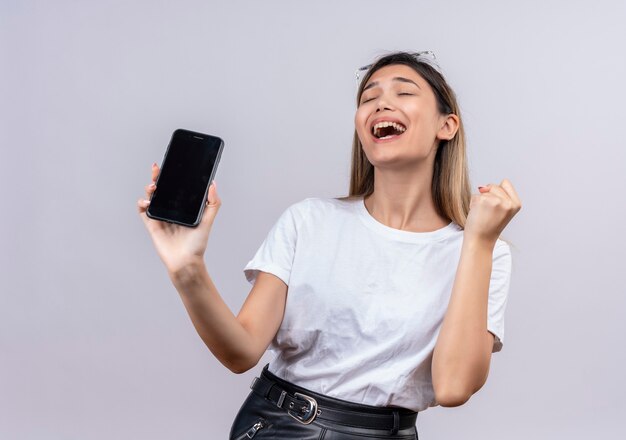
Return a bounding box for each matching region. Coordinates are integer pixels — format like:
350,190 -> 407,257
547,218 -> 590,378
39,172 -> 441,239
355,64 -> 454,168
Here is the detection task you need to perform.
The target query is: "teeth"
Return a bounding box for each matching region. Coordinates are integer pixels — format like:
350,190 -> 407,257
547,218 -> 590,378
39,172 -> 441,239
373,121 -> 406,131
371,120 -> 407,137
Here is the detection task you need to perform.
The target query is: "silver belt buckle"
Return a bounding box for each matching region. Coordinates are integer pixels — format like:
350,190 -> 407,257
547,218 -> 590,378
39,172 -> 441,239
287,392 -> 318,425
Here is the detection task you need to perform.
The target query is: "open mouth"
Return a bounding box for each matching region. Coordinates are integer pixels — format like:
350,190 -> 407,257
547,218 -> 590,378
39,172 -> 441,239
371,121 -> 407,140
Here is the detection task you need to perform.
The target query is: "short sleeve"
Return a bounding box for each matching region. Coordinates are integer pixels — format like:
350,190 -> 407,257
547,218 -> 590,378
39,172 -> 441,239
243,202 -> 302,286
487,241 -> 513,353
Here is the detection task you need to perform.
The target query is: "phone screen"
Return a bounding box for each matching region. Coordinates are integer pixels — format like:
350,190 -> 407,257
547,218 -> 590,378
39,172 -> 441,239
147,129 -> 224,227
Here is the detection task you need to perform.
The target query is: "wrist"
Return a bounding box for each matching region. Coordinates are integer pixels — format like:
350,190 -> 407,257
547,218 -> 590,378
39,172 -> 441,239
462,232 -> 497,251
168,256 -> 207,284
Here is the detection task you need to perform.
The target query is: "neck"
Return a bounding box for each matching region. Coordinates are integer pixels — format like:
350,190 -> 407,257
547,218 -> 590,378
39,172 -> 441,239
363,162 -> 449,233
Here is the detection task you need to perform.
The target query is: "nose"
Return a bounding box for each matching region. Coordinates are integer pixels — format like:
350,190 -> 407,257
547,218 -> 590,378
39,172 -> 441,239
375,95 -> 393,112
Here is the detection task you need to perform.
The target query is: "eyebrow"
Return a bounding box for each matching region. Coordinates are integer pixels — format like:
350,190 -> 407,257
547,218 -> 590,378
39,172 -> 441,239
363,77 -> 421,92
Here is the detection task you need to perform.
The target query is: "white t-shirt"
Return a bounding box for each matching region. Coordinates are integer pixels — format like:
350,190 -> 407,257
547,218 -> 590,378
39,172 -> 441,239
243,196 -> 512,412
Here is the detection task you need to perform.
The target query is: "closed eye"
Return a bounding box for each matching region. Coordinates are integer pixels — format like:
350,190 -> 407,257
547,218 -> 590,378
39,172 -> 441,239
361,93 -> 414,104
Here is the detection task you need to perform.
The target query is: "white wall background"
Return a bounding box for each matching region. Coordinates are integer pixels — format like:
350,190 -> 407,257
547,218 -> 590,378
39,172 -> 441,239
1,0 -> 624,438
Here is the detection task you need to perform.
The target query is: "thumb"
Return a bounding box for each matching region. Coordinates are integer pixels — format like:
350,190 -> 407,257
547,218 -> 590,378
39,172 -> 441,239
201,181 -> 221,227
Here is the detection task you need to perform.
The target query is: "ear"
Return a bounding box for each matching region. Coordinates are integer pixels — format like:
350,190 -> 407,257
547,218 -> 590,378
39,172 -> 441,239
436,113 -> 460,141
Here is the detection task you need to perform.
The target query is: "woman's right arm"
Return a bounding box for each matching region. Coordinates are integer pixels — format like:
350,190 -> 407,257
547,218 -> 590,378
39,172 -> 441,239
170,261 -> 288,374
138,162 -> 287,374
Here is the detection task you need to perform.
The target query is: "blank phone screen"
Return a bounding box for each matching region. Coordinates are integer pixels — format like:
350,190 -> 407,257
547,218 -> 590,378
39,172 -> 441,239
148,130 -> 222,226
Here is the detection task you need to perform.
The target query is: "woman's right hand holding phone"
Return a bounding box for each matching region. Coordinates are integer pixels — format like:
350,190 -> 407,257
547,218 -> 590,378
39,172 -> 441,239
137,162 -> 221,275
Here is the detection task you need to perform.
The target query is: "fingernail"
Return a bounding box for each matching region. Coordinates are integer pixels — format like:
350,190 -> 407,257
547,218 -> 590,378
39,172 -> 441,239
152,162 -> 157,168
478,185 -> 486,190
149,183 -> 156,188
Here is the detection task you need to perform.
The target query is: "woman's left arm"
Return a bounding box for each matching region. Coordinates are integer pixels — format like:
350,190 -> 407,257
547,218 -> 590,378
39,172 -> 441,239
432,179 -> 522,407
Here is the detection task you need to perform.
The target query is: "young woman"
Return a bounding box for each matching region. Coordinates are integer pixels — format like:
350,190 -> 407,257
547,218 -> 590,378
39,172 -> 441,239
137,50 -> 522,439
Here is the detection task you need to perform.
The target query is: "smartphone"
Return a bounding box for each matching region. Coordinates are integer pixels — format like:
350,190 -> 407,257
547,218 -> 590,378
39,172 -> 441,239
146,128 -> 224,227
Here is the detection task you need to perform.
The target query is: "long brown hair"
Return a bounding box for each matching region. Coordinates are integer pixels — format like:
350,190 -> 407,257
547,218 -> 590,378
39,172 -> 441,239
340,51 -> 512,247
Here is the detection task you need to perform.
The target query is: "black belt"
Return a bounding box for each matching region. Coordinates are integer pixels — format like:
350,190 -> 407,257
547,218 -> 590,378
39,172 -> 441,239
249,369 -> 418,434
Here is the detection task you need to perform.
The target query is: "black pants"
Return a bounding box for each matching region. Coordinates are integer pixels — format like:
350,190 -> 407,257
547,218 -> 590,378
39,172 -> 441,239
229,364 -> 419,439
